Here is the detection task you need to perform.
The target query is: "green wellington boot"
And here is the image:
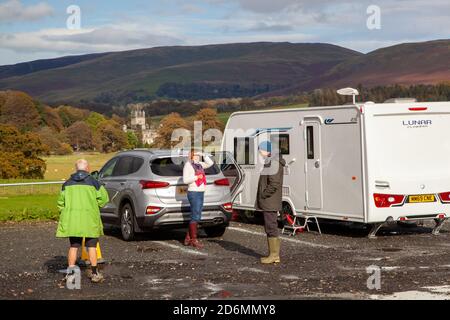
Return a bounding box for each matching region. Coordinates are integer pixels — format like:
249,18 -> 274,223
260,237 -> 281,264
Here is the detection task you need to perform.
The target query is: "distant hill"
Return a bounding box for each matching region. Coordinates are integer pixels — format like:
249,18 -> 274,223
262,39 -> 450,97
0,40 -> 448,109
0,42 -> 361,106
0,53 -> 108,79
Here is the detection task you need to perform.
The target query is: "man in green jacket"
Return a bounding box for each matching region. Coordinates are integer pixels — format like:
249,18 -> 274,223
56,159 -> 109,283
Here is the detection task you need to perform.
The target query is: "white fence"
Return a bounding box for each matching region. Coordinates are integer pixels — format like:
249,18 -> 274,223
0,181 -> 64,196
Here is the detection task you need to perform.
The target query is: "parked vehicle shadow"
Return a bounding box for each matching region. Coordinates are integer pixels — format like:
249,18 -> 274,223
207,239 -> 261,258
104,224 -> 189,243
301,219 -> 442,238
234,209 -> 448,238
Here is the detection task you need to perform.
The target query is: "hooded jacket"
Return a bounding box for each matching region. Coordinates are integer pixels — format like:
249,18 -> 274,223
255,153 -> 286,212
56,171 -> 109,238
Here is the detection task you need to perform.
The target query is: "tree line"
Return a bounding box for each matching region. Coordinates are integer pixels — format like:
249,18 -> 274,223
1,83 -> 449,179
0,90 -> 131,179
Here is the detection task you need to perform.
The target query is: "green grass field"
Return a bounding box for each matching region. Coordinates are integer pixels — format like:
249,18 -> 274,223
0,153 -> 115,221
43,152 -> 115,181
0,194 -> 59,222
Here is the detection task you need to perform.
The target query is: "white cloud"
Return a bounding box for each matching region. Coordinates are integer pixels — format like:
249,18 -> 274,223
0,0 -> 53,23
0,24 -> 184,55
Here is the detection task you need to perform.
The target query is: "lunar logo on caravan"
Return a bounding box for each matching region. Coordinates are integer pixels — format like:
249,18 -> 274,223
324,118 -> 335,124
402,119 -> 432,128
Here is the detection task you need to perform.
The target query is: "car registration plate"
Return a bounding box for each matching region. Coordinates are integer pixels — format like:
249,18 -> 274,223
408,194 -> 435,203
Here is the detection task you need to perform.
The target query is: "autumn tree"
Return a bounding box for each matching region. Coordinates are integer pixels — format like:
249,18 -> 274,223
127,131 -> 139,149
41,106 -> 64,132
152,113 -> 189,149
192,108 -> 224,148
64,121 -> 94,151
37,127 -> 73,155
95,120 -> 129,153
111,114 -> 126,126
85,112 -> 106,130
0,91 -> 41,131
57,105 -> 90,128
0,124 -> 47,179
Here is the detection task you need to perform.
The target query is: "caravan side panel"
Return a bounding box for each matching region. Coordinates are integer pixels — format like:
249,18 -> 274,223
299,108 -> 365,221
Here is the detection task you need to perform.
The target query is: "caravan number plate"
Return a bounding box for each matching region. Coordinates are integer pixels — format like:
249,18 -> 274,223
408,194 -> 435,203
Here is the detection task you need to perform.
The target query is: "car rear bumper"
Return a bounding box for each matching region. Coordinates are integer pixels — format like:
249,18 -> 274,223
135,205 -> 232,230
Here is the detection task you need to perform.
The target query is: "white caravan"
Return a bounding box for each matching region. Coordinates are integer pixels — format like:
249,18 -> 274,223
221,97 -> 450,237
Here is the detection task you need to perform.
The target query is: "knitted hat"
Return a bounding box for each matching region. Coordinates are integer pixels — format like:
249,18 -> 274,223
258,141 -> 272,153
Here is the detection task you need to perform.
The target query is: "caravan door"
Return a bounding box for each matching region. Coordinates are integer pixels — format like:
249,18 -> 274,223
304,121 -> 323,209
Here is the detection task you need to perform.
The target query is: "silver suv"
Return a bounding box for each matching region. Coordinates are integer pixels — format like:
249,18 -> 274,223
92,149 -> 244,241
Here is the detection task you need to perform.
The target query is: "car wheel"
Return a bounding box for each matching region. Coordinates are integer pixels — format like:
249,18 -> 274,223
204,225 -> 227,238
120,203 -> 135,241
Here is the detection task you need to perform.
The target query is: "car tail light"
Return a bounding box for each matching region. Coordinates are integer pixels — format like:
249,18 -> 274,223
222,202 -> 233,212
409,107 -> 427,111
214,178 -> 230,186
140,180 -> 170,189
374,193 -> 405,208
146,206 -> 162,215
439,192 -> 450,203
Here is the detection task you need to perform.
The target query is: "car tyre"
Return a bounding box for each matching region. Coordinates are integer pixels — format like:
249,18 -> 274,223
120,203 -> 135,241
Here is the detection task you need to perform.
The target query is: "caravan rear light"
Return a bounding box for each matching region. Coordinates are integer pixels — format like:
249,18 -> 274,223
399,217 -> 408,221
140,180 -> 170,189
409,107 -> 427,111
438,192 -> 450,203
374,193 -> 405,208
214,178 -> 230,186
437,214 -> 446,219
146,206 -> 162,215
222,202 -> 233,212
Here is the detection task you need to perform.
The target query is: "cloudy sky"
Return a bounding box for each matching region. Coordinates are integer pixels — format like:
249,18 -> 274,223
0,0 -> 449,65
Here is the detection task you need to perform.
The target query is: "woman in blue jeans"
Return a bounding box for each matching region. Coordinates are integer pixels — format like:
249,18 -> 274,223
183,150 -> 214,249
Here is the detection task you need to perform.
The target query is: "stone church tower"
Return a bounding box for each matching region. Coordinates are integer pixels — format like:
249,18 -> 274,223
123,103 -> 157,146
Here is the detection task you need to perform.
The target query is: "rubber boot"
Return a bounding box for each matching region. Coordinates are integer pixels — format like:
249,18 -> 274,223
183,230 -> 191,246
260,237 -> 281,264
189,222 -> 203,249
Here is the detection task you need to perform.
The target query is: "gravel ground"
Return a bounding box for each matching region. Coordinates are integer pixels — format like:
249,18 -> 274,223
0,220 -> 449,300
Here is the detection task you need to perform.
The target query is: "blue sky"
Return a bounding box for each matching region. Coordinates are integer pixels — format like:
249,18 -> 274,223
0,0 -> 449,65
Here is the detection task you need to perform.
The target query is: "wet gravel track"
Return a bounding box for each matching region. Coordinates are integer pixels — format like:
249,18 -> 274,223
0,219 -> 449,300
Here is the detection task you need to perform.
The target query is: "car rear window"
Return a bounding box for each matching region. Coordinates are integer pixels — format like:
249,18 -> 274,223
150,157 -> 220,177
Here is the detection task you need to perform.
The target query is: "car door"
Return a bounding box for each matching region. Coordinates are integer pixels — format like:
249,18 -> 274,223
107,156 -> 136,216
212,151 -> 245,204
98,157 -> 120,217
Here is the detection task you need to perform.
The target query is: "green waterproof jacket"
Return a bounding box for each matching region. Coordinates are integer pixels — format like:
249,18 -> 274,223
56,170 -> 109,238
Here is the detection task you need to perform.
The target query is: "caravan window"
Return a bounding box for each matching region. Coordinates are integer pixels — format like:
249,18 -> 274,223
234,137 -> 255,165
271,134 -> 290,155
306,126 -> 314,159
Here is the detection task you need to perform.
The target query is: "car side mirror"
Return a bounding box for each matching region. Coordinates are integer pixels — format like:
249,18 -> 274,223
91,171 -> 99,180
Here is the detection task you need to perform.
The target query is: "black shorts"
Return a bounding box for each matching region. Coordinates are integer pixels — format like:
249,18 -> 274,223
69,237 -> 98,248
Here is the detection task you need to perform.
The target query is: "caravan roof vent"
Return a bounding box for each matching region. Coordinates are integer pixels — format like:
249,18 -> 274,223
337,87 -> 359,104
384,98 -> 417,103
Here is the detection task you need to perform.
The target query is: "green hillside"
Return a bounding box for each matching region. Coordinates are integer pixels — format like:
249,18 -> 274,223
0,42 -> 360,106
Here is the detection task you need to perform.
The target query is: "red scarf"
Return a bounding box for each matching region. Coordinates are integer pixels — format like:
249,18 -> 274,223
191,161 -> 207,187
